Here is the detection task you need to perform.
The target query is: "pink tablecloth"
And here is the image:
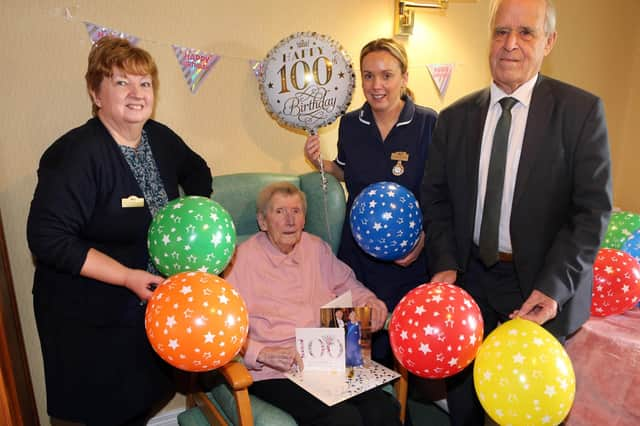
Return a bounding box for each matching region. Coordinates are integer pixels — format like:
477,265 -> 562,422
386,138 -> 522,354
565,308 -> 640,426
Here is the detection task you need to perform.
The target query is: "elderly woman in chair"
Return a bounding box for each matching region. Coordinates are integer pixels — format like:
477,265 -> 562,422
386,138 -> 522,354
223,182 -> 401,426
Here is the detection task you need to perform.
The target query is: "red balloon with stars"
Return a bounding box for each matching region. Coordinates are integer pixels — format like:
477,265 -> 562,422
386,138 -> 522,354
389,282 -> 484,379
145,271 -> 249,372
591,248 -> 640,317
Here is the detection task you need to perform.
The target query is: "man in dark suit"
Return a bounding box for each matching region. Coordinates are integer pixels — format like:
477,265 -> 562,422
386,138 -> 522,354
330,308 -> 346,329
419,0 -> 612,424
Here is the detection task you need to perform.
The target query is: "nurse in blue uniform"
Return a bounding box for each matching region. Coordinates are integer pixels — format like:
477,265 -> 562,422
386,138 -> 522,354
304,38 -> 437,365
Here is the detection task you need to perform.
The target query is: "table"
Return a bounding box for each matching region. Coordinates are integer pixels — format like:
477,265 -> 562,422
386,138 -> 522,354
565,308 -> 640,425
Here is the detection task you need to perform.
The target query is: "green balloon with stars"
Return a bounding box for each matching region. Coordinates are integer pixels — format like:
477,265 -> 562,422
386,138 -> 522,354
147,196 -> 237,276
602,211 -> 640,249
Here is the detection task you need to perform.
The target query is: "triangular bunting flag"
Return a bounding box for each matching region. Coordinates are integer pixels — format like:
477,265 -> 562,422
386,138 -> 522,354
249,59 -> 264,80
426,63 -> 454,98
172,45 -> 220,94
84,22 -> 139,45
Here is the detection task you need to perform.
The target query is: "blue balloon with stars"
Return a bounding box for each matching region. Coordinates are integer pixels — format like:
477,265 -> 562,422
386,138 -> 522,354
622,229 -> 640,263
623,230 -> 640,308
349,181 -> 422,261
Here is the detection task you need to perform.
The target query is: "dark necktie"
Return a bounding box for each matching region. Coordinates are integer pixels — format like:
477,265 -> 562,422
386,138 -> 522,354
478,97 -> 517,267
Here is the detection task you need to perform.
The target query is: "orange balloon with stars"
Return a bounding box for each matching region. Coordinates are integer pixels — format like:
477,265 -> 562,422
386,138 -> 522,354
145,271 -> 249,372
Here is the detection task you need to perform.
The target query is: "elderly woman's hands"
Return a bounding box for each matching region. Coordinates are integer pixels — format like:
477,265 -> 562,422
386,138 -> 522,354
257,346 -> 304,373
365,297 -> 389,332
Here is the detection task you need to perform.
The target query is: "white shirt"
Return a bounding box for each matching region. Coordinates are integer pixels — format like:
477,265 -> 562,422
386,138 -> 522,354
473,74 -> 538,253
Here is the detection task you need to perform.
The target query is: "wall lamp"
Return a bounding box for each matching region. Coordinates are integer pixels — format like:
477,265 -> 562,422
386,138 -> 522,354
394,0 -> 449,36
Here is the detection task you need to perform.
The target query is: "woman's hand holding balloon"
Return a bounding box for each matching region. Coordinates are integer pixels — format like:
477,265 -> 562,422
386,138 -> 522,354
303,134 -> 344,181
80,248 -> 162,302
304,134 -> 322,165
395,231 -> 424,267
123,269 -> 163,301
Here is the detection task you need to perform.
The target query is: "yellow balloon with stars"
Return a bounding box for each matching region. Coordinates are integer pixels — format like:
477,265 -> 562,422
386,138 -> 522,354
473,318 -> 575,426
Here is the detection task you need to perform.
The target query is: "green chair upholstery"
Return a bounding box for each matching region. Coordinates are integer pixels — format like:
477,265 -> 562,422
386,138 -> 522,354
178,171 -> 346,426
179,372 -> 296,426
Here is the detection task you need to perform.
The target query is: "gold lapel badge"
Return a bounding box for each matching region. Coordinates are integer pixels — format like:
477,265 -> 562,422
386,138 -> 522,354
391,151 -> 409,176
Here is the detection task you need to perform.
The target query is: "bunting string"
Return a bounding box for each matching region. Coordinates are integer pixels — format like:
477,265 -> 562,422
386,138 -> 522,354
62,7 -> 456,97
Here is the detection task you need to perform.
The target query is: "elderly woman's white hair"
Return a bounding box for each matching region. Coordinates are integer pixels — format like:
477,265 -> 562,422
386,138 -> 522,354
256,181 -> 307,215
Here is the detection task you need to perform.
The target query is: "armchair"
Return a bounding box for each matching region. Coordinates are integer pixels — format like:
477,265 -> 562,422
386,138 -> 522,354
178,171 -> 408,425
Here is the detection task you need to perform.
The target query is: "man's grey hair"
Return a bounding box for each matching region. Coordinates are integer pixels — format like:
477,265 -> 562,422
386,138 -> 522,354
489,0 -> 557,35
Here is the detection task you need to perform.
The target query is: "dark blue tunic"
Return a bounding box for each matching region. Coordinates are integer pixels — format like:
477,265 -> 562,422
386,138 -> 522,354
335,97 -> 437,311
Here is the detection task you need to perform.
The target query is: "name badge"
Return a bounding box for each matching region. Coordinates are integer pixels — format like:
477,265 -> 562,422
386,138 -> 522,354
121,195 -> 145,208
390,151 -> 409,162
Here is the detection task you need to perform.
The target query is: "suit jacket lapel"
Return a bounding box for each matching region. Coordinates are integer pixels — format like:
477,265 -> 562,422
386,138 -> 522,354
513,75 -> 553,207
467,90 -> 490,199
464,89 -> 490,231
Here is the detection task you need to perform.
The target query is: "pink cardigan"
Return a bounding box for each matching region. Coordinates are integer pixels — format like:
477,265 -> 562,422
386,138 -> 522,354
224,231 -> 378,382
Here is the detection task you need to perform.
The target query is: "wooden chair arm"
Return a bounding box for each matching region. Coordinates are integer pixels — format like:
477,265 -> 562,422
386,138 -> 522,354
190,391 -> 229,426
393,359 -> 409,424
186,361 -> 255,426
385,312 -> 409,423
218,360 -> 253,390
221,361 -> 254,426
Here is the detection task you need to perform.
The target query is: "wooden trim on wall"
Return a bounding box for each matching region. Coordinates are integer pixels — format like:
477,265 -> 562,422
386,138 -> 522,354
0,210 -> 39,426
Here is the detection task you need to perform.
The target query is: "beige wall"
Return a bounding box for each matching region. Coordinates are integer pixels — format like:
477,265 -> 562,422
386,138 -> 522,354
615,7 -> 640,213
1,0 -> 638,423
545,0 -> 640,211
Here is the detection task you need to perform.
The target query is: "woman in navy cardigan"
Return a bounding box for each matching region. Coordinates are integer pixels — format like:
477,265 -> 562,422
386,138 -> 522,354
27,37 -> 212,426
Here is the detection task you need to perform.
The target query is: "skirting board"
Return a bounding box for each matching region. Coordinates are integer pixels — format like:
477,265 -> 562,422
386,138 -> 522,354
147,408 -> 183,426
